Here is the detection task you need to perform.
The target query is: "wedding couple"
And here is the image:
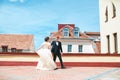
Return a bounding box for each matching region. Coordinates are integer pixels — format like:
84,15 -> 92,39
36,36 -> 65,70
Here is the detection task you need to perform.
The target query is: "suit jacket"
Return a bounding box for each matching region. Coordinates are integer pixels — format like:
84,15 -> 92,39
51,41 -> 63,54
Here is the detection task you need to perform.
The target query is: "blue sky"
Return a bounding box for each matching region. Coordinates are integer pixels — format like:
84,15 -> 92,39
0,0 -> 100,50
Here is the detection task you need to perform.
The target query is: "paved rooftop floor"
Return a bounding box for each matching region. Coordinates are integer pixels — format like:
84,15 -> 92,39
0,53 -> 120,80
0,66 -> 120,80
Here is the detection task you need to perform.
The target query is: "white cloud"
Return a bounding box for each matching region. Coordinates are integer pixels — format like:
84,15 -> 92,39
20,0 -> 24,3
9,0 -> 24,3
9,0 -> 17,2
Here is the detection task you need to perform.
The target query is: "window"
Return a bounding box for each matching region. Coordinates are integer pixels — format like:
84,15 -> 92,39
106,35 -> 110,53
11,48 -> 17,52
113,33 -> 118,53
105,6 -> 108,22
78,45 -> 83,52
73,27 -> 79,38
2,45 -> 8,52
63,27 -> 69,37
68,45 -> 72,52
17,49 -> 23,52
105,2 -> 116,22
112,3 -> 116,18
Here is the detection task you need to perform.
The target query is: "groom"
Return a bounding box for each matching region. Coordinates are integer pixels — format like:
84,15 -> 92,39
51,36 -> 65,69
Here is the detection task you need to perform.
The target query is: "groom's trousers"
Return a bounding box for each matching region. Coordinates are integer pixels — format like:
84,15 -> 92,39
53,53 -> 64,68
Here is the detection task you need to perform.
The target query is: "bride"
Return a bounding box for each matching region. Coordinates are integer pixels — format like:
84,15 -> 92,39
36,37 -> 57,70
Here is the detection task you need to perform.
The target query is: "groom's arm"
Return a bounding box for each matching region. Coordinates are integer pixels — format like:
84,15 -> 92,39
51,41 -> 54,52
60,42 -> 63,53
51,41 -> 54,46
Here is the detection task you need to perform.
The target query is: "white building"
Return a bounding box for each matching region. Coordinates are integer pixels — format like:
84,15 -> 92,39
99,0 -> 120,53
50,24 -> 100,54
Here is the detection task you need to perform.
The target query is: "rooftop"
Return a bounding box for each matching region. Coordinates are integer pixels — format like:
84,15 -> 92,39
0,53 -> 120,80
0,34 -> 34,50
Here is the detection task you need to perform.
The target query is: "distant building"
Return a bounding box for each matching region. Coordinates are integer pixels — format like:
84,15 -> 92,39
99,0 -> 120,53
0,34 -> 34,53
50,24 -> 100,53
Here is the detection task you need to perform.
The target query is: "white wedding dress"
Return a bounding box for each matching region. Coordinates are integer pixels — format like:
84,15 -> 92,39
36,42 -> 57,70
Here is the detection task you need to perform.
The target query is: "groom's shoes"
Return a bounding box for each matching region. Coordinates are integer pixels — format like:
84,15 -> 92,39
61,66 -> 66,69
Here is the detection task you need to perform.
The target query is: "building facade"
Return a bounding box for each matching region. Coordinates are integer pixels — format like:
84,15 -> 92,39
50,24 -> 100,53
0,34 -> 34,53
99,0 -> 120,53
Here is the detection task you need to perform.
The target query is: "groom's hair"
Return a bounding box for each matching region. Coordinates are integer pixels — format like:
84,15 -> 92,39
45,37 -> 49,41
56,36 -> 59,39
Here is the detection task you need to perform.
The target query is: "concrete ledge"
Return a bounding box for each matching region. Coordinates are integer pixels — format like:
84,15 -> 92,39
0,52 -> 120,56
1,52 -> 120,67
0,61 -> 120,67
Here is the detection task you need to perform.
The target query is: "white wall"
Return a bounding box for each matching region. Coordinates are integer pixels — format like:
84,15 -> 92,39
62,45 -> 67,53
83,44 -> 95,53
99,0 -> 120,53
62,40 -> 95,53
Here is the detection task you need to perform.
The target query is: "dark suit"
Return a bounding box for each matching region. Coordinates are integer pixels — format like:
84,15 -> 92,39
51,41 -> 64,68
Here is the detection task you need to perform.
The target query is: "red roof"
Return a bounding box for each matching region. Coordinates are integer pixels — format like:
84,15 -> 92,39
84,32 -> 100,36
51,24 -> 90,39
0,34 -> 34,50
51,24 -> 75,38
58,24 -> 75,30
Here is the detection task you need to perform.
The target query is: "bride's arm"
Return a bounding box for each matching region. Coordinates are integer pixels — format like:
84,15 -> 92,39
36,43 -> 44,52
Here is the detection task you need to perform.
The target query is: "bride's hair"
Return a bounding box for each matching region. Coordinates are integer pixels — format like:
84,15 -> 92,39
45,37 -> 49,41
